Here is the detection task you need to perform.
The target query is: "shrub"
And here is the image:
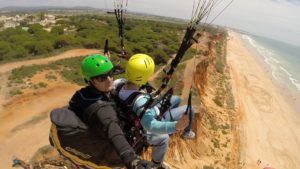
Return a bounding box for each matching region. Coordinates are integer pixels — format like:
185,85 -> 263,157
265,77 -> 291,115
10,89 -> 23,96
213,95 -> 223,107
203,166 -> 214,169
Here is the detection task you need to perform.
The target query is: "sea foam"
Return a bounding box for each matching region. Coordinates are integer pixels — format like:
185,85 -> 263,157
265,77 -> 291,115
242,34 -> 300,92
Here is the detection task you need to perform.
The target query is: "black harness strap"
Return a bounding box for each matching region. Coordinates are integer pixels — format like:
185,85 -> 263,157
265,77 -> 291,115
113,83 -> 149,154
185,90 -> 193,115
146,88 -> 173,121
104,39 -> 110,57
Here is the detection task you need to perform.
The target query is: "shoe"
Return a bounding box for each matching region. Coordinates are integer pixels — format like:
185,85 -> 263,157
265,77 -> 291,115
181,131 -> 195,139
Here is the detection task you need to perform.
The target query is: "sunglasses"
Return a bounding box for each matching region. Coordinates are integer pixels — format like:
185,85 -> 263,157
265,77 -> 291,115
93,70 -> 114,82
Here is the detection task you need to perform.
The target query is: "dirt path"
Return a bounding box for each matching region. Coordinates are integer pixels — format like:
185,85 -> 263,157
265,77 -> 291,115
149,55 -> 174,81
149,53 -> 201,102
0,84 -> 79,169
180,57 -> 201,101
0,49 -> 101,74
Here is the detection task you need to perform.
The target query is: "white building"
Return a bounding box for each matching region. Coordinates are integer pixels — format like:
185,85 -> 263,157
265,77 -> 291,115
45,14 -> 55,20
39,14 -> 56,27
4,20 -> 20,28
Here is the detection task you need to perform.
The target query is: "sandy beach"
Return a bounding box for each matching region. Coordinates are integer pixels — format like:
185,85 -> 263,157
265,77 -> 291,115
227,31 -> 300,169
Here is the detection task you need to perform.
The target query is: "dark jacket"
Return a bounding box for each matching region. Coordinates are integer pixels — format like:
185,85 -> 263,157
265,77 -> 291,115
52,86 -> 136,168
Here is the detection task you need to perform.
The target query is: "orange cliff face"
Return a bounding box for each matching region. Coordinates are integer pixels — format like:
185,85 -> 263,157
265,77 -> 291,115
148,31 -> 240,169
193,32 -> 240,169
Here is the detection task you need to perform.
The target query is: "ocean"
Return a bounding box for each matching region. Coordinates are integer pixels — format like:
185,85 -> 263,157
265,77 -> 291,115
241,33 -> 300,104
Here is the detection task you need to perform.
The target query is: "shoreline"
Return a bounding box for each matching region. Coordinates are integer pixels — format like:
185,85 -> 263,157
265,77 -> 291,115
239,34 -> 300,114
227,30 -> 300,169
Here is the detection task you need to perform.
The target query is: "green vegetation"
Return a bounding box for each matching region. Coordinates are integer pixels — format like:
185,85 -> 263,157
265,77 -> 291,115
209,118 -> 218,131
32,82 -> 48,89
215,40 -> 225,74
9,89 -> 23,96
212,34 -> 235,109
9,65 -> 44,83
212,138 -> 220,148
181,48 -> 198,62
10,56 -> 85,84
45,74 -> 57,80
0,21 -> 4,28
203,166 -> 214,169
208,117 -> 231,136
202,25 -> 221,36
0,14 -> 185,64
225,82 -> 235,109
213,95 -> 223,107
225,155 -> 231,162
6,13 -> 224,101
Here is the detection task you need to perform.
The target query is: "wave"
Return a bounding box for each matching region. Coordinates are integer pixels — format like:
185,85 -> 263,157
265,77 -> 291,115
241,34 -> 255,46
242,34 -> 280,73
280,66 -> 300,90
242,35 -> 280,63
242,34 -> 300,92
279,66 -> 292,77
291,78 -> 300,91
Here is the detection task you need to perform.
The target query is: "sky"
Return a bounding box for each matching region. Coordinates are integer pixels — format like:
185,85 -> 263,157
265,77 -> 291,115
0,0 -> 300,46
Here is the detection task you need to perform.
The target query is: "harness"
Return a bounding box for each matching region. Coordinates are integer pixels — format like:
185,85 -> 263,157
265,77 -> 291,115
140,87 -> 174,121
113,80 -> 185,155
49,107 -> 114,169
113,82 -> 149,155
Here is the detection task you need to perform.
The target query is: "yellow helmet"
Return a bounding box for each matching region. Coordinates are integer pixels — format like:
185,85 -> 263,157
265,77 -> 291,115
126,54 -> 155,85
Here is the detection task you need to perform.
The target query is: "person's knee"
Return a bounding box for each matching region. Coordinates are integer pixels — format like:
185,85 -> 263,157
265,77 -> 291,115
172,95 -> 181,102
171,96 -> 181,107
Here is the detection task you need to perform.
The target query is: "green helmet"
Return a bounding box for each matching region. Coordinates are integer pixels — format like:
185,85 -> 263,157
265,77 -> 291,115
81,54 -> 114,81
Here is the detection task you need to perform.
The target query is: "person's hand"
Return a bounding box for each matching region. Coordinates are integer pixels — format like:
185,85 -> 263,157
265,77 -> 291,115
131,158 -> 154,169
121,151 -> 154,169
175,115 -> 189,131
